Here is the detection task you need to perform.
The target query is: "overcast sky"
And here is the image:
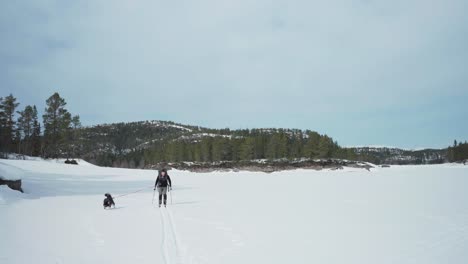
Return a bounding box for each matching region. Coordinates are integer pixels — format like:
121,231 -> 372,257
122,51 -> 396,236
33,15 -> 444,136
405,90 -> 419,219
1,0 -> 467,149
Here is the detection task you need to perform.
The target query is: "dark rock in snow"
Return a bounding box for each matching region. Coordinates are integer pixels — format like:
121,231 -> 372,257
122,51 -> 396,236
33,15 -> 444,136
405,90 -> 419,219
0,178 -> 23,193
65,159 -> 79,165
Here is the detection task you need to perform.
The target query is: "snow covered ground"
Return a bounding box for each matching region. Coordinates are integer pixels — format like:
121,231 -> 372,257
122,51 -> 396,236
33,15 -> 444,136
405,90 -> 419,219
1,159 -> 468,264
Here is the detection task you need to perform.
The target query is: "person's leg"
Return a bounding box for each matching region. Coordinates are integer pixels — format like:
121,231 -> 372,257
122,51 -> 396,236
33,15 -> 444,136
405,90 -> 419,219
161,187 -> 167,205
158,187 -> 165,206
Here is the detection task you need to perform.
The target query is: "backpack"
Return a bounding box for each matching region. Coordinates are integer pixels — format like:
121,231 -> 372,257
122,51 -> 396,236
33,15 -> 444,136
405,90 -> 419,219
158,175 -> 168,186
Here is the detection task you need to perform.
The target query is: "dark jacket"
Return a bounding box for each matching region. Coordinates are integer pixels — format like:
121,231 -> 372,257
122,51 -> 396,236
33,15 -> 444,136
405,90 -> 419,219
155,174 -> 172,188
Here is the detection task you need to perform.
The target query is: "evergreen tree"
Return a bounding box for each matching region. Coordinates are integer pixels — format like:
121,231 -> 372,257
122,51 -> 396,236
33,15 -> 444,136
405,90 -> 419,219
70,115 -> 81,157
211,137 -> 232,161
317,136 -> 334,158
17,105 -> 35,155
200,138 -> 212,162
277,132 -> 288,159
303,131 -> 321,158
31,106 -> 42,156
250,134 -> 267,159
42,93 -> 72,158
289,132 -> 303,159
240,137 -> 255,160
14,129 -> 22,155
0,96 -> 3,156
266,132 -> 288,159
0,94 -> 19,154
138,156 -> 146,169
174,141 -> 186,161
193,143 -> 202,162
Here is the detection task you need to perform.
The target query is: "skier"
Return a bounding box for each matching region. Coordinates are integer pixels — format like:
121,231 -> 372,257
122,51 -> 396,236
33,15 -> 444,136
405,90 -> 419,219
103,193 -> 115,209
154,168 -> 172,207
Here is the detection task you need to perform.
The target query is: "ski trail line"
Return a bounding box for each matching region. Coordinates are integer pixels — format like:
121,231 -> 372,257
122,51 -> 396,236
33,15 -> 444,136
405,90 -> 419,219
162,208 -> 183,264
158,206 -> 185,264
167,208 -> 185,264
157,206 -> 170,264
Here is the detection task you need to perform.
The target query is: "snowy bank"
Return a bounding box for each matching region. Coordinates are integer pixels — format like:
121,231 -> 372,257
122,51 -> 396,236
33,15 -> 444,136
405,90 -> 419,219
0,185 -> 24,204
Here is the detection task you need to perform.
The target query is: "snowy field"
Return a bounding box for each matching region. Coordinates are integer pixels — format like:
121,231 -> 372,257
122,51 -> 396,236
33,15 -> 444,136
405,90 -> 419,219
1,159 -> 468,264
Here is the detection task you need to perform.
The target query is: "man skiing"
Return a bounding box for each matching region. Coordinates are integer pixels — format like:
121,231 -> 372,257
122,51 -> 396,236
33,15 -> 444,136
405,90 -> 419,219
154,168 -> 172,207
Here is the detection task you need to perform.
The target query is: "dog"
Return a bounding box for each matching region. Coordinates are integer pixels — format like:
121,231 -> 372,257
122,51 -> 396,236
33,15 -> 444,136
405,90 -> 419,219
103,193 -> 115,209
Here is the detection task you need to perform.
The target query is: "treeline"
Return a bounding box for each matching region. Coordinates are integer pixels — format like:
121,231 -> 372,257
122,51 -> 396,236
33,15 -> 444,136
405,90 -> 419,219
447,140 -> 468,162
346,147 -> 447,165
2,92 -> 465,167
0,92 -> 80,159
106,130 -> 343,168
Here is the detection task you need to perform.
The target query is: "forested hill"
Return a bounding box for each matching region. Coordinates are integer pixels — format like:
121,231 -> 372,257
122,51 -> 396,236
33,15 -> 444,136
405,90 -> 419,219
74,120 -> 451,168
2,92 -> 465,170
77,120 -> 341,167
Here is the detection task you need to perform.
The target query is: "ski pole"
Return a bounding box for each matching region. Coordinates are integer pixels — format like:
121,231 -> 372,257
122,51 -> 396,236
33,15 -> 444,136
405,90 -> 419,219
169,187 -> 173,205
152,188 -> 156,204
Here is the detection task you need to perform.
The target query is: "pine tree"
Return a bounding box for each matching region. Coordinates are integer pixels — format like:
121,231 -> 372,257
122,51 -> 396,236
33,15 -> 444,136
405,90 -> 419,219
211,137 -> 232,161
303,131 -> 321,158
289,132 -> 303,159
138,156 -> 146,169
70,115 -> 81,157
14,129 -> 21,155
42,93 -> 72,158
0,96 -> 5,157
317,136 -> 332,158
200,138 -> 212,162
266,132 -> 288,160
277,132 -> 288,159
17,105 -> 35,155
193,143 -> 202,162
240,137 -> 255,160
0,94 -> 20,154
31,106 -> 42,156
265,134 -> 278,159
211,138 -> 223,161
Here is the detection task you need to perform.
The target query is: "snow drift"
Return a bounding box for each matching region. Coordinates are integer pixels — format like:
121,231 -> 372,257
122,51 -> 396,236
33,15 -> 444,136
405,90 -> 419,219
0,159 -> 467,264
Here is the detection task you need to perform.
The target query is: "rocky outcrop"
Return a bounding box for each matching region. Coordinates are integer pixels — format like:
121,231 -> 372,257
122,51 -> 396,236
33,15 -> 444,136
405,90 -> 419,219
147,159 -> 374,173
0,178 -> 23,193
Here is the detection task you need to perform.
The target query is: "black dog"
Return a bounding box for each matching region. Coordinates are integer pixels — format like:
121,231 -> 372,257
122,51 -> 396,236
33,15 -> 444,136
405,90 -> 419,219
103,193 -> 115,209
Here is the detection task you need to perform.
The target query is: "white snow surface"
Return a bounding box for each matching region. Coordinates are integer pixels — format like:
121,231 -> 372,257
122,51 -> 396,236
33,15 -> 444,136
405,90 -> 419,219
1,159 -> 468,264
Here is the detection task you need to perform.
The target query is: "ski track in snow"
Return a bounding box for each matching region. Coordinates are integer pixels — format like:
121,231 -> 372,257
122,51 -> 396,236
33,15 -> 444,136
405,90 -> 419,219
156,205 -> 189,264
2,159 -> 468,264
157,206 -> 170,264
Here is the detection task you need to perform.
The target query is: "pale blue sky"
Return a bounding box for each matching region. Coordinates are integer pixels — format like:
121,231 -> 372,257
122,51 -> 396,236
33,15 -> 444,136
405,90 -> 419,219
1,0 -> 467,149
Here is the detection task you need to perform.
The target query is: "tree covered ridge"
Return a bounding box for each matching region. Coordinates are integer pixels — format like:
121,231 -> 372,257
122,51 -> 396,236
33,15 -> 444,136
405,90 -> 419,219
1,92 -> 467,168
87,126 -> 341,167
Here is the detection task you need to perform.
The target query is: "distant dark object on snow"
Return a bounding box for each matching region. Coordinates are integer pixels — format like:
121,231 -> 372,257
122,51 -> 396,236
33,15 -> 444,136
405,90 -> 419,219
381,165 -> 391,168
64,159 -> 78,165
